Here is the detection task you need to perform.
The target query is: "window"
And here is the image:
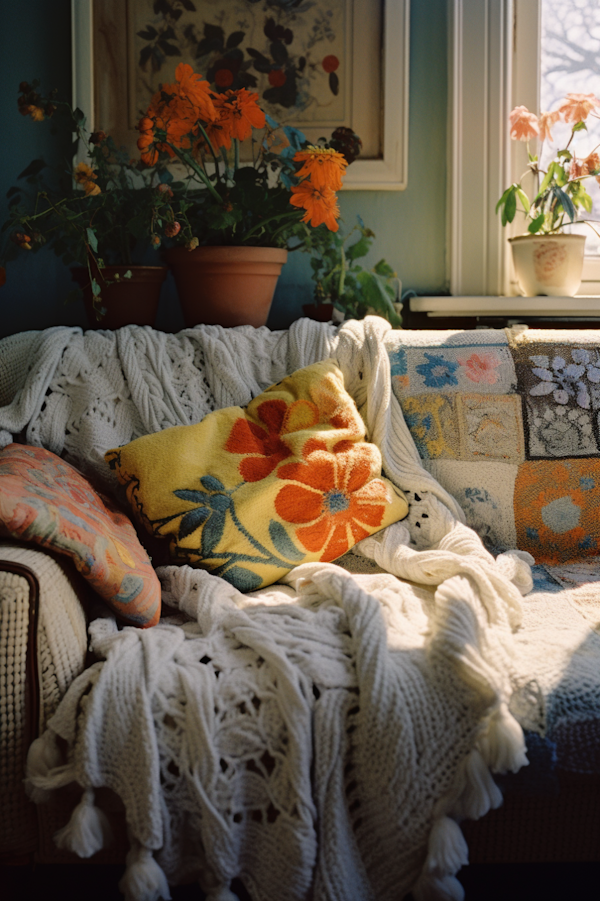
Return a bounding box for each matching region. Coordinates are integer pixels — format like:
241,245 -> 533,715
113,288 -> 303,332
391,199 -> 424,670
448,0 -> 600,296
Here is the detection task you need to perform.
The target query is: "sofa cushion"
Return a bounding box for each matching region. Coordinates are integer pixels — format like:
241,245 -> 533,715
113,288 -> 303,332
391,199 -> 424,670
388,328 -> 600,564
0,444 -> 161,627
106,360 -> 408,591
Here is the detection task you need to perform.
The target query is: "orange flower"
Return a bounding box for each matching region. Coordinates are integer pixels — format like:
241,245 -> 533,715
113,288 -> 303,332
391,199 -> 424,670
569,157 -> 588,179
289,181 -> 340,231
174,63 -> 216,122
538,110 -> 560,142
212,89 -> 266,143
28,105 -> 45,122
73,162 -> 101,196
584,151 -> 600,174
83,181 -> 101,196
225,398 -> 319,482
293,146 -> 348,190
509,105 -> 539,141
558,92 -> 600,123
274,444 -> 389,561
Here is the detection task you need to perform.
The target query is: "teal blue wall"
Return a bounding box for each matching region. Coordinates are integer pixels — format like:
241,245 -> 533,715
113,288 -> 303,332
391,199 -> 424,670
0,0 -> 448,338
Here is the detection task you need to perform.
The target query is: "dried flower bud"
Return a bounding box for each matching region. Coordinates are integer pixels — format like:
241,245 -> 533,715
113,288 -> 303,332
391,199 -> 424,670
152,235 -> 161,247
186,237 -> 199,251
157,183 -> 174,198
90,131 -> 107,145
18,81 -> 31,94
164,221 -> 181,237
45,103 -> 56,118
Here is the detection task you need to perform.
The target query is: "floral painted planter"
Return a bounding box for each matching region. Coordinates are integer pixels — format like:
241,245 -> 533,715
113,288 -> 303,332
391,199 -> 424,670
164,246 -> 288,328
509,234 -> 586,297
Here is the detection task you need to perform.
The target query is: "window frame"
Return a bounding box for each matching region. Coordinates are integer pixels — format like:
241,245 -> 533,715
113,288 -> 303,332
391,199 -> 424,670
447,0 -> 600,297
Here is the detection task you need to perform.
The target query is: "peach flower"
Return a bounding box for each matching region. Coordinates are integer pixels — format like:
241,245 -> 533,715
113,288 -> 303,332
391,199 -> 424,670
584,152 -> 600,174
558,93 -> 600,124
538,110 -> 560,142
509,106 -> 539,141
569,157 -> 588,179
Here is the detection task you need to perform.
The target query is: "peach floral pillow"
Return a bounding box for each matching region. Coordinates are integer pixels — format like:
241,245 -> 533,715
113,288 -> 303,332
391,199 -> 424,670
106,360 -> 408,592
0,444 -> 161,627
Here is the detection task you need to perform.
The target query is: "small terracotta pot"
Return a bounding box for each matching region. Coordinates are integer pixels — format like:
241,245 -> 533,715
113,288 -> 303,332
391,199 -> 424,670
72,265 -> 167,330
509,233 -> 586,297
164,245 -> 288,328
302,302 -> 335,322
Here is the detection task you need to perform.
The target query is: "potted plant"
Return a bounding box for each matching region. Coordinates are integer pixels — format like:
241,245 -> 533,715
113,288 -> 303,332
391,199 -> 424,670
496,92 -> 600,297
0,81 -> 175,328
135,63 -> 393,328
300,218 -> 402,327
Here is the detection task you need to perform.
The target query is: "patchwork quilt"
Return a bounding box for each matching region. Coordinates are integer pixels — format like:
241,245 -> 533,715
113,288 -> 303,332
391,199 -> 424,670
389,327 -> 600,564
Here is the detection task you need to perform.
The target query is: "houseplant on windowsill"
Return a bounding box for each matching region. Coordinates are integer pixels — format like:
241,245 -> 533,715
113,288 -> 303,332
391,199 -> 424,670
135,63 -> 358,328
496,92 -> 600,297
0,81 -> 176,329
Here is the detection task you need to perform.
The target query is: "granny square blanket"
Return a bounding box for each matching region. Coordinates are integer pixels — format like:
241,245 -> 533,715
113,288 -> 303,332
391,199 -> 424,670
388,327 -> 600,564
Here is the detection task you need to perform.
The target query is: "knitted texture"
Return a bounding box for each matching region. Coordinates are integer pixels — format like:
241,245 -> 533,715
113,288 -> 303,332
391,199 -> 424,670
10,318 -> 538,901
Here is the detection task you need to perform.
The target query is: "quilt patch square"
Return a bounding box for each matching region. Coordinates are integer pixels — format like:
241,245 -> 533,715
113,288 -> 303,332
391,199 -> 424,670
404,345 -> 517,396
524,400 -> 598,458
425,460 -> 518,550
456,393 -> 524,463
514,459 -> 600,563
396,394 -> 459,460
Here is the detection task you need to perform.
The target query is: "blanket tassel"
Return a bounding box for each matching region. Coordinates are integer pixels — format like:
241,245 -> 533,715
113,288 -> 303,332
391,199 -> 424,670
54,787 -> 113,858
477,701 -> 528,775
119,839 -> 172,901
25,730 -> 65,804
454,748 -> 503,821
413,815 -> 468,901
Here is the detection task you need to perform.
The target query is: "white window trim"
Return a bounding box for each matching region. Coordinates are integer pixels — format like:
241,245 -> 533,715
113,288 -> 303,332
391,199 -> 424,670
448,0 -> 600,297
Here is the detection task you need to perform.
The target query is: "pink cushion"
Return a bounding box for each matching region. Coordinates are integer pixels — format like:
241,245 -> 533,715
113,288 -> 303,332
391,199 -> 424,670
0,444 -> 161,627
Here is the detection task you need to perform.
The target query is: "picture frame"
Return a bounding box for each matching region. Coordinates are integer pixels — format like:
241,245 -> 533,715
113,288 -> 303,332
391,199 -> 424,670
71,0 -> 409,190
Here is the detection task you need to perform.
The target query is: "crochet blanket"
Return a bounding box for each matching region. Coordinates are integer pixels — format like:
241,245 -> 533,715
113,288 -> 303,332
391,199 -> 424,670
0,319 -> 550,900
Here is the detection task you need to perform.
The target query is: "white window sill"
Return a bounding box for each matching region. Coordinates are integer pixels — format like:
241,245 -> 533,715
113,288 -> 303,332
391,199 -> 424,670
410,296 -> 600,318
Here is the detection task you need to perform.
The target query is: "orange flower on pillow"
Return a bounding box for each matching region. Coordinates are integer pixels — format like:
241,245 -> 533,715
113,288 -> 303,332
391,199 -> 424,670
274,443 -> 389,561
225,397 -> 320,482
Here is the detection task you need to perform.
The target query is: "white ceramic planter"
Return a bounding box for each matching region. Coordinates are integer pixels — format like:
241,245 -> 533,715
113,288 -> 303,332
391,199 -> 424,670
509,233 -> 586,297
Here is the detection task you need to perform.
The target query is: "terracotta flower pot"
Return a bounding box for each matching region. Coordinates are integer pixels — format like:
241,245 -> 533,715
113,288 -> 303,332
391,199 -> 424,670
72,265 -> 168,330
302,302 -> 335,322
509,234 -> 586,297
164,245 -> 288,328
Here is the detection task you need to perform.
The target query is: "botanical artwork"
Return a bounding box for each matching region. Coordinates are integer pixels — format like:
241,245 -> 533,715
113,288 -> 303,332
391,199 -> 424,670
128,0 -> 351,129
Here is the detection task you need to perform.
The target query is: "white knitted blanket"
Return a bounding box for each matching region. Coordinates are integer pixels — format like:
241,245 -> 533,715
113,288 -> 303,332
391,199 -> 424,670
1,318 -> 536,901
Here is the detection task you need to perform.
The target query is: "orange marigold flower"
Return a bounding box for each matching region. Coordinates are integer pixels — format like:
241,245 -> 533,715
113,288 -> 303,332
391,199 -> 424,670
558,92 -> 600,124
212,88 -> 266,143
27,105 -> 45,122
289,181 -> 340,232
274,444 -> 389,561
538,110 -> 560,142
509,105 -> 539,141
83,181 -> 101,196
74,162 -> 97,185
293,145 -> 348,190
174,63 -> 217,123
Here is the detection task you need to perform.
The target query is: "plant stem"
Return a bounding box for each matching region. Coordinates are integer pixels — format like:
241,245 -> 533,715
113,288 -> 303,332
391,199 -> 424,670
171,145 -> 223,203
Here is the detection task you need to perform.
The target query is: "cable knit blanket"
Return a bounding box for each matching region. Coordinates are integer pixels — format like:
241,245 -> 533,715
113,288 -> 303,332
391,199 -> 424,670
0,318 -> 546,901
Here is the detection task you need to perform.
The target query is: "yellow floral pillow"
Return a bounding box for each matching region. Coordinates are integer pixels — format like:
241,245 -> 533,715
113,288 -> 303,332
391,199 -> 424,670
105,360 -> 408,591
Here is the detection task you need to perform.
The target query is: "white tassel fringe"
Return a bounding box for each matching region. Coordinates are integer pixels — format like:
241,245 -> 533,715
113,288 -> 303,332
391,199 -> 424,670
477,702 -> 529,775
25,731 -> 65,803
54,788 -> 112,858
413,873 -> 465,901
454,749 -> 503,821
119,840 -> 171,901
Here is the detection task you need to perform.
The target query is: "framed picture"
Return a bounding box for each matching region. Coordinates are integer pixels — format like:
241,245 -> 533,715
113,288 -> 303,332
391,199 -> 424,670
72,0 -> 409,189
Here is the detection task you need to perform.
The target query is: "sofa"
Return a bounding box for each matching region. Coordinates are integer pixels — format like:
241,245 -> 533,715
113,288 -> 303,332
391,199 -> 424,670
1,317 -> 600,900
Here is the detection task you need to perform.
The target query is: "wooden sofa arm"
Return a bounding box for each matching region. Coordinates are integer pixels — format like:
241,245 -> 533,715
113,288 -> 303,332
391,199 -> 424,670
0,542 -> 90,860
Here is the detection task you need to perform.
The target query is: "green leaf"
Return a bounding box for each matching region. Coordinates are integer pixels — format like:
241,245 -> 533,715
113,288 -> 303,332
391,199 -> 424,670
516,188 -> 531,213
537,163 -> 555,198
345,234 -> 371,262
86,227 -> 98,252
268,520 -> 304,562
503,188 -> 517,225
200,475 -> 225,491
572,121 -> 587,132
496,184 -> 515,213
91,278 -> 102,297
178,506 -> 210,539
221,566 -> 262,592
373,259 -> 396,278
201,510 -> 225,557
554,164 -> 567,187
553,186 -> 576,222
557,149 -> 573,160
17,158 -> 46,179
527,213 -> 545,234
